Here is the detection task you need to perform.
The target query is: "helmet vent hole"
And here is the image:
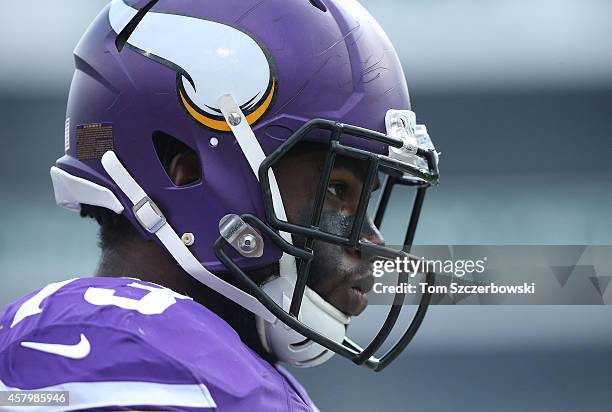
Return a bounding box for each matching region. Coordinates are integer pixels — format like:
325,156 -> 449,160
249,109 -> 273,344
308,0 -> 327,12
152,131 -> 202,186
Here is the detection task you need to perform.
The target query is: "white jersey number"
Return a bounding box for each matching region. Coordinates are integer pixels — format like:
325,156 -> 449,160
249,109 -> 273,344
11,279 -> 77,328
10,279 -> 191,328
84,282 -> 191,315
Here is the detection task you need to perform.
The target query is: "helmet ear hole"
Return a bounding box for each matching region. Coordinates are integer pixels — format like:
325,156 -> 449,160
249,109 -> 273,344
152,131 -> 202,186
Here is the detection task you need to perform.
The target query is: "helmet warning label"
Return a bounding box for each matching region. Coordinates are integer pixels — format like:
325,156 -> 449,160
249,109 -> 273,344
76,123 -> 113,160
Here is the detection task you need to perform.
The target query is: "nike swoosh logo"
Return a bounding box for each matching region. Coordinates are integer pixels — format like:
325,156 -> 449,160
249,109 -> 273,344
20,333 -> 91,359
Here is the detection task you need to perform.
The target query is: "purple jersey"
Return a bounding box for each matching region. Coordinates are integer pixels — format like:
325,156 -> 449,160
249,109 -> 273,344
0,277 -> 318,411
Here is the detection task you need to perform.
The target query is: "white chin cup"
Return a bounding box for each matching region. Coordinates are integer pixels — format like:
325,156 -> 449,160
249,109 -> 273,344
256,276 -> 350,367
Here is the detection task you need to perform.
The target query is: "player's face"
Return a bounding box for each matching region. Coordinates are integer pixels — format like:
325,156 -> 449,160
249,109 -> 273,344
276,147 -> 384,316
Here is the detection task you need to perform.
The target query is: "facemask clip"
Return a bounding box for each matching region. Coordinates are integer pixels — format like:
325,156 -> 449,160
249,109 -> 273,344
219,214 -> 265,258
385,109 -> 437,173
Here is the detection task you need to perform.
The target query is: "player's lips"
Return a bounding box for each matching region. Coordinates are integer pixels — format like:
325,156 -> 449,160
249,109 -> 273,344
330,273 -> 375,316
348,274 -> 375,315
313,245 -> 379,316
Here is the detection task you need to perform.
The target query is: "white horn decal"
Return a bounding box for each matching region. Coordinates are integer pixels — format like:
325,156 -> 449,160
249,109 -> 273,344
109,0 -> 276,132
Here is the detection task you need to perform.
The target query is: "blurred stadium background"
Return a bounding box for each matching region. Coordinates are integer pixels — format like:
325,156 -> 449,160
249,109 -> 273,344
1,0 -> 611,411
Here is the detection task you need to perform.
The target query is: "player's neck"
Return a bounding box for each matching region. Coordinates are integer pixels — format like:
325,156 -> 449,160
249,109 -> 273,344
94,238 -> 181,286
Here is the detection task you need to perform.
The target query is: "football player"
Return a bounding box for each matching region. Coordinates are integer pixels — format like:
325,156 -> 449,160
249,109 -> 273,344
0,0 -> 439,410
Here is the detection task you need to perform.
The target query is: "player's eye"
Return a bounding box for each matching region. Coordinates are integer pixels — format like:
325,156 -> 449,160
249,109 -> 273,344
327,182 -> 348,199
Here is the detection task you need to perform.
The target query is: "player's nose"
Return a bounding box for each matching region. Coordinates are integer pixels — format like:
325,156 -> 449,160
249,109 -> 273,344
360,216 -> 385,246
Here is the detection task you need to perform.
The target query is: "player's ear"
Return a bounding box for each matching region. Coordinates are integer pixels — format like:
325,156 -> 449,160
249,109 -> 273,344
168,151 -> 200,186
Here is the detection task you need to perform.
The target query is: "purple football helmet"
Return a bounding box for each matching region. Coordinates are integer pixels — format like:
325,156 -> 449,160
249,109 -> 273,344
51,0 -> 440,370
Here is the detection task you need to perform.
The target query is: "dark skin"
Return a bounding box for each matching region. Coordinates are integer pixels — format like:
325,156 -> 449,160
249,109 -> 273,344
95,145 -> 384,363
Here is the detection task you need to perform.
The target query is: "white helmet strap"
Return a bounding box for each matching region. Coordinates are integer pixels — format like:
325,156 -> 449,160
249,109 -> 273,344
99,150 -> 276,323
217,94 -> 298,281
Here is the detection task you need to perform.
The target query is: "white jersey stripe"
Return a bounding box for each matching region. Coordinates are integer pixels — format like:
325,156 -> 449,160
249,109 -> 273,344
0,379 -> 216,411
